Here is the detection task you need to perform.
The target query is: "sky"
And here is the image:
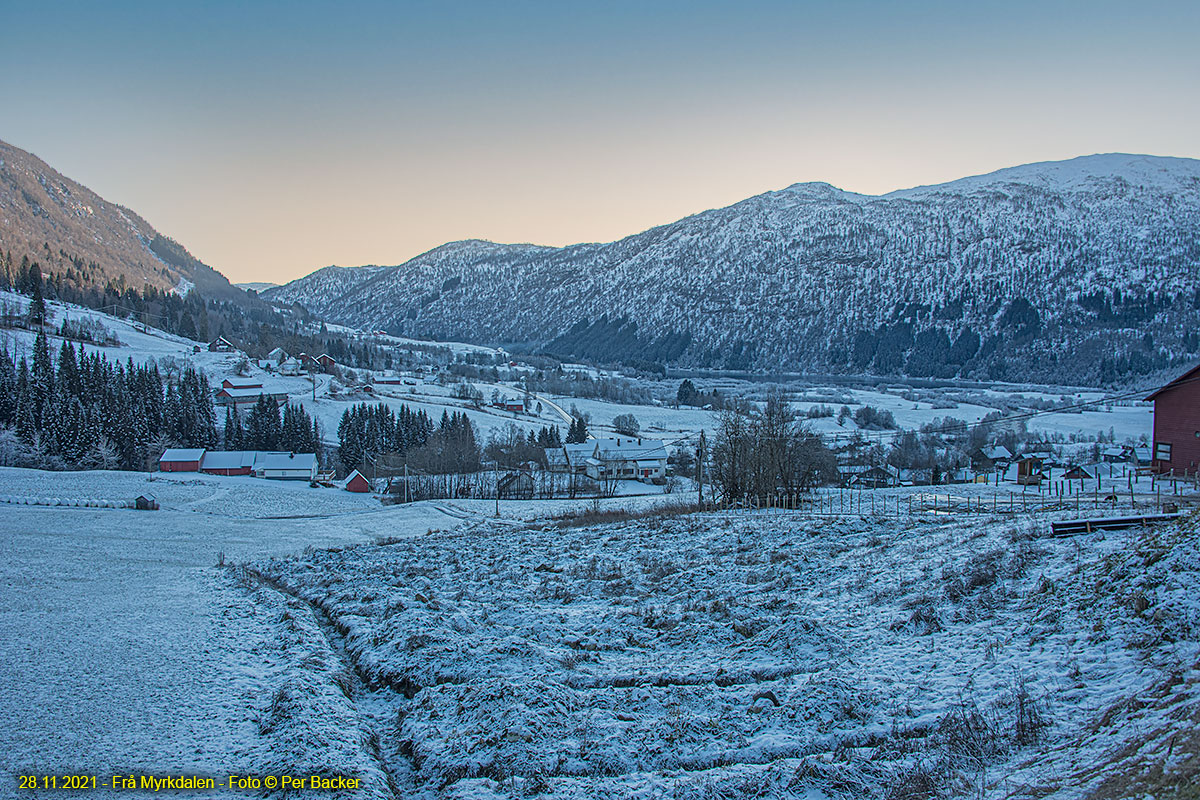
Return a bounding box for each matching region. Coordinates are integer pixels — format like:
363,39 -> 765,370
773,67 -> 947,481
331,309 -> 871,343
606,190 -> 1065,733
2,0 -> 1198,285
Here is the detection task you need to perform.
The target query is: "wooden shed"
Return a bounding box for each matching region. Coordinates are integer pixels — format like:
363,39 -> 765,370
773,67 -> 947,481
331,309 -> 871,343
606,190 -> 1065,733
344,469 -> 371,493
498,471 -> 534,500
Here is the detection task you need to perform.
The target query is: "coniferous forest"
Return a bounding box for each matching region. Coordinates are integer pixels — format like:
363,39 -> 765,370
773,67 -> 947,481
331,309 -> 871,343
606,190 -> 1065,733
0,329 -> 321,471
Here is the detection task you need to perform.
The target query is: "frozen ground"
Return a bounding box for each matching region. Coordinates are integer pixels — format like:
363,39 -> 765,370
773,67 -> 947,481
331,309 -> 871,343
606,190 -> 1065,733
1,463 -> 1197,799
0,467 -> 461,799
249,504 -> 1200,799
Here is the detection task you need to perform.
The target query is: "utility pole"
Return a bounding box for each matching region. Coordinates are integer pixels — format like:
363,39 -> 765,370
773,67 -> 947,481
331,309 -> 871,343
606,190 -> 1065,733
697,430 -> 706,508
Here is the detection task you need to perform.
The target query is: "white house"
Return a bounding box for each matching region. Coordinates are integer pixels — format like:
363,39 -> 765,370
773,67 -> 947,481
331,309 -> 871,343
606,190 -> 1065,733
585,438 -> 668,482
254,452 -> 318,481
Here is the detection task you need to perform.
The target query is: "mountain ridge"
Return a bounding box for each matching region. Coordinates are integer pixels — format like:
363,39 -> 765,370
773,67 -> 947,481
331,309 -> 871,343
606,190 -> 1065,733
0,138 -> 250,303
266,153 -> 1200,384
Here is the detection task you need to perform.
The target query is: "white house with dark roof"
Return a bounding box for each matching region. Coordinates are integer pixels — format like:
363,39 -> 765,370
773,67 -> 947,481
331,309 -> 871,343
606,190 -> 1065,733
586,437 -> 668,482
254,452 -> 318,481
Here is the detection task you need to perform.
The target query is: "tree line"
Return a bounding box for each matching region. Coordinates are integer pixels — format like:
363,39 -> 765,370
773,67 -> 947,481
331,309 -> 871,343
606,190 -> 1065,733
0,330 -> 216,470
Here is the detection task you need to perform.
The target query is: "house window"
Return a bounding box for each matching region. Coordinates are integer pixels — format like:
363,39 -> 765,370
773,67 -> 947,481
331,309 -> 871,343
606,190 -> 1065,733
1154,442 -> 1172,462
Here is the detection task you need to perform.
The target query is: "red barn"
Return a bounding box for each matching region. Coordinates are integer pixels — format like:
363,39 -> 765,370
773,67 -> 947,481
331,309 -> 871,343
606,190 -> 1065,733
344,469 -> 371,493
1146,362 -> 1200,476
159,448 -> 206,472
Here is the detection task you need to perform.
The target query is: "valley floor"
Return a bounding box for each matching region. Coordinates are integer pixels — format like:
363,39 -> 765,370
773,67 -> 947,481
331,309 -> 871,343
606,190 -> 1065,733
1,468 -> 1197,799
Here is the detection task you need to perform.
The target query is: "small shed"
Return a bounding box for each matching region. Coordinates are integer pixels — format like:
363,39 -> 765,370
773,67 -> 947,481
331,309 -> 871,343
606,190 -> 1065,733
134,494 -> 158,511
1015,456 -> 1045,485
159,448 -> 206,472
344,469 -> 371,493
498,471 -> 534,500
1101,447 -> 1127,464
1062,465 -> 1093,482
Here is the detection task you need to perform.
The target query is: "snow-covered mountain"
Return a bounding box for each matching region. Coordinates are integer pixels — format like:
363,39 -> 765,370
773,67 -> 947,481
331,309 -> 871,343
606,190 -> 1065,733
0,138 -> 249,302
267,153 -> 1200,384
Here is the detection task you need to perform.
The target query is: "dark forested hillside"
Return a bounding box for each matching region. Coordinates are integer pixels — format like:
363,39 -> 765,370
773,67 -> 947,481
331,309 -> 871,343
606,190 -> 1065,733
267,154 -> 1200,385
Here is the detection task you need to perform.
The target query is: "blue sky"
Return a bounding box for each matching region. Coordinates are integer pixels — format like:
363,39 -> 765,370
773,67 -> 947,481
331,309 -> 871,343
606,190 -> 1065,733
2,1 -> 1197,282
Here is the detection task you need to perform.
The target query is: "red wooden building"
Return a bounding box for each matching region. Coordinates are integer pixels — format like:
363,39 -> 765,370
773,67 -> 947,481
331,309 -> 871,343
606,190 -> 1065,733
159,448 -> 206,472
344,469 -> 371,493
1146,363 -> 1200,475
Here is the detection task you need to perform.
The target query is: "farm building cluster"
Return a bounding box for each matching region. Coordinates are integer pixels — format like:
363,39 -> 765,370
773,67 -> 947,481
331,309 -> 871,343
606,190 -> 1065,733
159,449 -> 319,482
546,437 -> 670,482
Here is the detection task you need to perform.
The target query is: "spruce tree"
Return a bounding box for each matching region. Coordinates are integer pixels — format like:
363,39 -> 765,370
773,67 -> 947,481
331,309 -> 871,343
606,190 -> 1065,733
28,272 -> 47,328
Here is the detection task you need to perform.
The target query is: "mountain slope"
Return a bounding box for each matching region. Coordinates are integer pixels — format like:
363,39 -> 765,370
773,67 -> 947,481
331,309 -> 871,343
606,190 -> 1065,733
267,154 -> 1200,384
0,138 -> 248,302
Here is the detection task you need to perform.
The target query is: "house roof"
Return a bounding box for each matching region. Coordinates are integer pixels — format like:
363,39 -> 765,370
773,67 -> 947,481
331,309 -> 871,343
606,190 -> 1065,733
200,451 -> 258,470
216,386 -> 290,399
256,452 -> 317,471
593,438 -> 668,462
982,445 -> 1012,460
563,442 -> 597,465
160,448 -> 206,463
222,377 -> 263,389
1146,362 -> 1200,401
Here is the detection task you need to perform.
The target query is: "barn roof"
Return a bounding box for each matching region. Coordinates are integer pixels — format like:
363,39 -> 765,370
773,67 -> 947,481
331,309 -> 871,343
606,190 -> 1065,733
200,451 -> 258,470
222,377 -> 263,389
1146,362 -> 1200,401
216,386 -> 290,399
160,448 -> 206,463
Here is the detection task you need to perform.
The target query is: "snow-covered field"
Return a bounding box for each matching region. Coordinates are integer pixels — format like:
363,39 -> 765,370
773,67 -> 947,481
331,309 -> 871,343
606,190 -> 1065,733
1,462 -> 1197,799
249,506 -> 1200,799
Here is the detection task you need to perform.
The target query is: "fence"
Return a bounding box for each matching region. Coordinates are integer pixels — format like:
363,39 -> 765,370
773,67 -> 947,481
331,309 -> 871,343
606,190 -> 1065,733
697,483 -> 1192,521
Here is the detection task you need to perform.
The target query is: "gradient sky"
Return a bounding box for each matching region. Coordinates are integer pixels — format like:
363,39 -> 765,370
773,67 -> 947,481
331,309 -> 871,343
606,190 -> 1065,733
3,0 -> 1197,284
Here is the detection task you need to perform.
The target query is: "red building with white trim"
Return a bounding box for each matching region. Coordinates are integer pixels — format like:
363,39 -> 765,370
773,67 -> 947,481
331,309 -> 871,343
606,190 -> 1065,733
1146,363 -> 1200,475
